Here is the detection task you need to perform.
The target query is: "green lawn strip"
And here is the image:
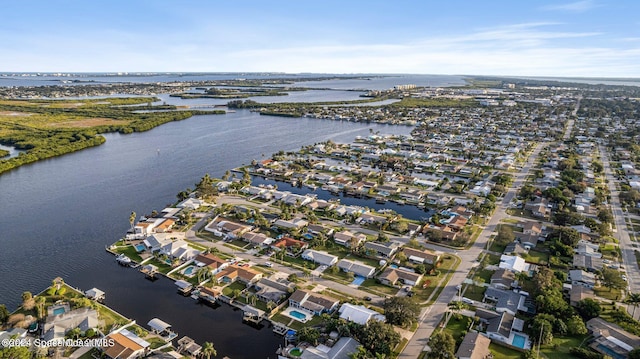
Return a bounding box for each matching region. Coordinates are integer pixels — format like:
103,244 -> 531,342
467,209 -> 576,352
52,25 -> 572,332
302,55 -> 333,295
489,241 -> 507,253
223,243 -> 247,252
222,281 -> 248,296
359,278 -> 399,296
523,249 -> 549,265
146,337 -> 168,349
463,285 -> 486,302
593,286 -> 622,301
540,335 -> 589,359
489,342 -> 522,359
112,245 -> 143,262
473,269 -> 495,284
196,230 -> 223,242
145,258 -> 174,274
441,315 -> 472,345
95,303 -> 129,332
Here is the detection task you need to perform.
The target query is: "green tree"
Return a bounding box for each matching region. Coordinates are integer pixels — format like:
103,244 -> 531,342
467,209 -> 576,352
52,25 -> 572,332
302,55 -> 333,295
626,293 -> 640,318
427,331 -> 455,359
201,341 -> 217,359
357,320 -> 400,355
21,292 -> 35,311
531,316 -> 554,345
0,346 -> 32,359
628,348 -> 640,359
129,211 -> 137,232
495,225 -> 515,246
383,297 -> 420,328
600,267 -> 626,292
297,327 -> 320,346
566,315 -> 588,335
0,304 -> 8,324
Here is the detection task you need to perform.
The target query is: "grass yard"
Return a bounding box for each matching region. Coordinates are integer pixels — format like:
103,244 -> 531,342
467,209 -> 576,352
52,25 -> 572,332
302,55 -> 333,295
540,335 -> 589,359
473,269 -> 495,284
523,249 -> 549,265
593,286 -> 622,301
441,315 -> 472,345
489,343 -> 522,359
463,285 -> 486,302
112,245 -> 143,263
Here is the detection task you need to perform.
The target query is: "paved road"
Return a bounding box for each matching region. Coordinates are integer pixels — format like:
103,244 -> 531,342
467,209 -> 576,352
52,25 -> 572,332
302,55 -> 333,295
599,144 -> 640,294
400,142 -> 547,358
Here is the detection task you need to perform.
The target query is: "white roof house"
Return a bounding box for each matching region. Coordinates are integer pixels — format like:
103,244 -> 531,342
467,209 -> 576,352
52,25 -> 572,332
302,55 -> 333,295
338,303 -> 385,325
499,255 -> 529,273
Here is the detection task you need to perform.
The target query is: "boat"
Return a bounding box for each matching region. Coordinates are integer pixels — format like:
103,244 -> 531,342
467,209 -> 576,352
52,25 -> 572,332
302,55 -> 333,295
116,254 -> 132,266
375,197 -> 387,204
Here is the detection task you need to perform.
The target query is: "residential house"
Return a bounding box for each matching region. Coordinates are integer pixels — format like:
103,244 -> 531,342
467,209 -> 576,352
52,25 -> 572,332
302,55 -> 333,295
358,212 -> 388,225
569,270 -> 596,289
307,223 -> 334,237
476,308 -> 526,346
176,198 -> 203,210
154,218 -> 176,233
205,217 -> 252,239
337,259 -> 376,278
272,237 -> 308,254
215,264 -> 262,286
484,287 -> 535,315
194,253 -> 228,274
569,285 -> 595,306
43,307 -> 100,341
333,231 -> 367,248
159,240 -> 200,261
587,318 -> 640,359
338,303 -> 385,325
364,241 -> 400,258
402,247 -> 440,265
377,267 -> 423,287
490,269 -> 516,290
455,332 -> 491,359
288,289 -> 339,316
573,254 -> 603,272
299,336 -> 361,359
301,249 -> 338,266
143,234 -> 173,252
102,329 -> 150,359
575,240 -> 602,258
253,277 -> 294,303
499,255 -> 530,274
241,232 -> 275,247
525,198 -> 550,218
274,218 -> 309,230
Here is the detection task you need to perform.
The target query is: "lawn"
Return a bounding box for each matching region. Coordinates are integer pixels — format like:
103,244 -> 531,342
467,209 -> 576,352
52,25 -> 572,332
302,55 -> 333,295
473,269 -> 495,284
441,315 -> 472,345
523,249 -> 549,265
145,258 -> 173,274
485,253 -> 501,265
414,255 -> 460,303
359,278 -> 400,296
489,241 -> 507,253
222,281 -> 247,296
112,245 -> 143,263
463,285 -> 486,302
540,334 -> 589,359
489,343 -> 522,359
593,286 -> 622,301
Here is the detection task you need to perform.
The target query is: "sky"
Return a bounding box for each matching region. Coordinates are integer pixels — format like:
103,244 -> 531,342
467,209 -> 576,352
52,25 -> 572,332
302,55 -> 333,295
1,0 -> 639,77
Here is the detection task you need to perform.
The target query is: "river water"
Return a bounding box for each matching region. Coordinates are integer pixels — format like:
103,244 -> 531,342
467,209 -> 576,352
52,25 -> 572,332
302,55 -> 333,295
0,101 -> 412,357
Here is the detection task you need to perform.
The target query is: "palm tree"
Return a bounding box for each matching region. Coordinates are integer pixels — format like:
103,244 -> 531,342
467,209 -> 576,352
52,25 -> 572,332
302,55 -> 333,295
201,342 -> 217,359
129,211 -> 137,232
626,293 -> 640,318
196,267 -> 209,284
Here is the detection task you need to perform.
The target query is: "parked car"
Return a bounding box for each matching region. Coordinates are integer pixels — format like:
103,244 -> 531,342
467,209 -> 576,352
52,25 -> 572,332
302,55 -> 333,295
264,262 -> 273,268
364,296 -> 372,301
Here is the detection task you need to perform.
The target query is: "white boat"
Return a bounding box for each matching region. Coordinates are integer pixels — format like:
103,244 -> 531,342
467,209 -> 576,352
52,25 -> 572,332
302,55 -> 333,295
116,254 -> 132,266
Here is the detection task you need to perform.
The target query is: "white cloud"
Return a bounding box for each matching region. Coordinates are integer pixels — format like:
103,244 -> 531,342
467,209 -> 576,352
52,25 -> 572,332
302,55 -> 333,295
541,0 -> 600,13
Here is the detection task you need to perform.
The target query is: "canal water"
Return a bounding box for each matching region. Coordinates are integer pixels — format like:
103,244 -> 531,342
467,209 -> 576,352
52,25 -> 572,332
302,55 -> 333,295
0,106 -> 411,358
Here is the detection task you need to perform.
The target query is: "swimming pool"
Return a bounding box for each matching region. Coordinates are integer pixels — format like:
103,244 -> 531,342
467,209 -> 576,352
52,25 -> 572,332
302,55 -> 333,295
135,244 -> 146,252
183,266 -> 195,276
351,276 -> 366,286
512,334 -> 527,349
290,310 -> 308,321
53,307 -> 66,315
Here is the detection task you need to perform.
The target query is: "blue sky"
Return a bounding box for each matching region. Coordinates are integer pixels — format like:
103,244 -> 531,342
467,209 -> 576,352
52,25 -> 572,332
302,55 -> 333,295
1,0 -> 639,77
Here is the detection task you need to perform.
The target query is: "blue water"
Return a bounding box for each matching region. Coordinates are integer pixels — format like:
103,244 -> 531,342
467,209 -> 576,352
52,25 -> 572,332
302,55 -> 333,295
53,307 -> 65,315
351,276 -> 366,286
135,244 -> 146,252
302,234 -> 314,240
183,266 -> 195,276
596,344 -> 625,359
512,334 -> 527,349
290,310 -> 308,320
390,264 -> 399,269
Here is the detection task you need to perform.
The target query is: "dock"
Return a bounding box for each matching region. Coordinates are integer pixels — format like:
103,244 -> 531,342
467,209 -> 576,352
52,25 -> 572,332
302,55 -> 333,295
140,264 -> 159,280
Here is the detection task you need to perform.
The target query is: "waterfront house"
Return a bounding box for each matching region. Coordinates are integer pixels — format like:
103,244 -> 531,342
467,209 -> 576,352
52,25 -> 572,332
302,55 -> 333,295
143,234 -> 173,252
154,218 -> 175,233
363,241 -> 399,258
43,307 -> 100,341
455,332 -> 491,359
102,329 -> 150,359
402,247 -> 440,265
194,253 -> 228,274
301,249 -> 338,266
338,303 -> 385,325
586,318 -> 640,359
288,289 -> 339,316
253,277 -> 295,303
176,198 -> 203,210
215,265 -> 261,286
337,259 -> 376,278
377,267 -> 423,287
159,240 -> 200,261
